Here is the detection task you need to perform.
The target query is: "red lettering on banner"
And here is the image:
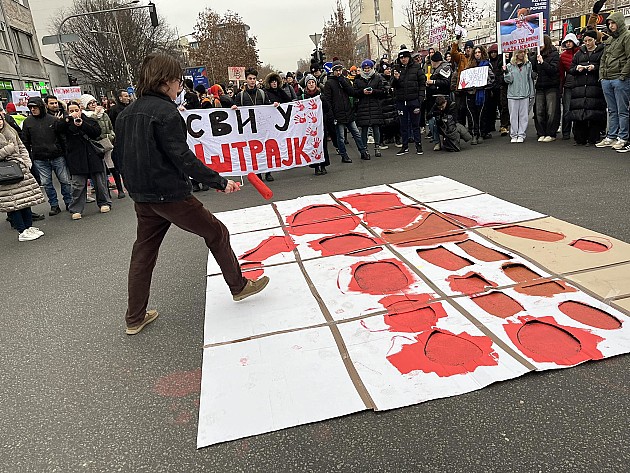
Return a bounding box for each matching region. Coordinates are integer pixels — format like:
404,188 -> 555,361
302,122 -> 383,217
293,137 -> 310,164
265,139 -> 281,169
231,141 -> 248,171
195,143 -> 233,173
249,140 -> 263,171
283,137 -> 294,166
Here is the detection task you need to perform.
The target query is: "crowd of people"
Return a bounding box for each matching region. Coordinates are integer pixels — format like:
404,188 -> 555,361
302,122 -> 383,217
1,12 -> 629,243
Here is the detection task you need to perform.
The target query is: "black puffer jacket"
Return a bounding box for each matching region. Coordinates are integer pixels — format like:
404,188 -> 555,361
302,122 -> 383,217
264,72 -> 292,104
391,61 -> 426,103
354,73 -> 386,127
323,74 -> 357,124
113,92 -> 227,203
425,61 -> 452,113
568,44 -> 606,122
21,97 -> 65,160
530,48 -> 560,90
58,113 -> 104,175
379,74 -> 397,125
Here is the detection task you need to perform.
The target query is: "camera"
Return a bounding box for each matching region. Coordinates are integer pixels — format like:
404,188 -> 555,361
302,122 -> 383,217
74,118 -> 82,125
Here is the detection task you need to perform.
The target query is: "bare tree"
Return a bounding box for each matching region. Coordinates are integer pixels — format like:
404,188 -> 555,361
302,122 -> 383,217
258,63 -> 277,79
190,9 -> 259,85
52,0 -> 176,91
402,0 -> 431,51
321,0 -> 359,66
296,57 -> 311,72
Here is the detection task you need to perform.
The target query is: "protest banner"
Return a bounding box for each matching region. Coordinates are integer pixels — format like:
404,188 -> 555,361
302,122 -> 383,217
228,67 -> 246,82
497,13 -> 543,53
52,86 -> 82,102
429,25 -> 447,45
457,66 -> 489,90
497,0 -> 550,32
182,96 -> 325,176
11,90 -> 41,112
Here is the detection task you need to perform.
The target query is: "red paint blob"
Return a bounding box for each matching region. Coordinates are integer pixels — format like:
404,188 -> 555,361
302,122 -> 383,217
569,238 -> 612,253
363,206 -> 427,230
347,259 -> 414,295
472,291 -> 524,318
505,316 -> 604,365
502,263 -> 541,283
387,329 -> 498,376
287,205 -> 360,236
456,239 -> 511,262
416,246 -> 473,271
382,213 -> 464,246
239,235 -> 297,261
153,369 -> 201,398
514,280 -> 577,297
446,271 -> 497,295
240,262 -> 264,280
309,233 -> 383,257
558,301 -> 622,330
339,192 -> 405,212
443,212 -> 478,227
378,295 -> 447,333
495,226 -> 565,242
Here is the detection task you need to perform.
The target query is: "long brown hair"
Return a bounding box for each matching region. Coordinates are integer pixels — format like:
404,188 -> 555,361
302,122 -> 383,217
136,53 -> 182,97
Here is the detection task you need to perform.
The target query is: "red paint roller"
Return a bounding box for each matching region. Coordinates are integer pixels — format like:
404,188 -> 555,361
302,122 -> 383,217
247,172 -> 273,200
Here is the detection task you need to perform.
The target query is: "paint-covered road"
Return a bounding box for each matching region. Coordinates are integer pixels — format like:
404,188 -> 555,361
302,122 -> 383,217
1,133 -> 628,472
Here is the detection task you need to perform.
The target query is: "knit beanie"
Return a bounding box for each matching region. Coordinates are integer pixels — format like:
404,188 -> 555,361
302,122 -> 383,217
331,60 -> 344,71
430,51 -> 443,62
5,102 -> 16,113
464,40 -> 474,49
360,59 -> 374,69
582,29 -> 598,40
304,74 -> 317,85
79,94 -> 97,109
398,44 -> 412,58
209,84 -> 224,96
488,44 -> 499,53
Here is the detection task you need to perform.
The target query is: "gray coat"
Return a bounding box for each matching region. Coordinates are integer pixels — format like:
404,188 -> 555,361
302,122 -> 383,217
504,61 -> 535,100
0,126 -> 45,212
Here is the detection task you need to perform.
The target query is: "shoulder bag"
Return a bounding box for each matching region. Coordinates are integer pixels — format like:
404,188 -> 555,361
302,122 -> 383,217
0,160 -> 24,185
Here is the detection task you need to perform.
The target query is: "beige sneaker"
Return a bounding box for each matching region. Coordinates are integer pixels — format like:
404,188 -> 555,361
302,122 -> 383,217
595,137 -> 615,147
71,213 -> 82,220
612,138 -> 626,150
542,136 -> 556,142
100,205 -> 111,213
126,309 -> 159,335
233,276 -> 270,301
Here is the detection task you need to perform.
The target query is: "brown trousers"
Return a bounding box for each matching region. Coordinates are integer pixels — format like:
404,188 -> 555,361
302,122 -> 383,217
125,196 -> 247,326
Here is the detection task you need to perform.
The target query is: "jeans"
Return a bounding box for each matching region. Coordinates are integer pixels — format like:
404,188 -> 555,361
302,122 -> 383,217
397,100 -> 422,148
465,93 -> 486,137
32,157 -> 72,208
562,88 -> 572,138
361,126 -> 381,149
601,78 -> 630,141
534,88 -> 560,137
335,121 -> 365,156
428,117 -> 439,143
126,196 -> 247,326
7,207 -> 33,233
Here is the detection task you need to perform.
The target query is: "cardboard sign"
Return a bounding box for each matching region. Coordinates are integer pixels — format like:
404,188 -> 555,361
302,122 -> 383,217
228,67 -> 246,81
11,90 -> 41,112
52,86 -> 81,102
458,66 -> 489,89
429,25 -> 448,45
497,12 -> 544,53
182,96 -> 325,176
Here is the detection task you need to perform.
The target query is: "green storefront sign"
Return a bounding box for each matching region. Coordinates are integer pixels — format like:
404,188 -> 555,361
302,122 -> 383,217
0,80 -> 13,90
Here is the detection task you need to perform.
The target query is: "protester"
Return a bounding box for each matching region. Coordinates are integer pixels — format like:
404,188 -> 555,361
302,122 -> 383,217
0,114 -> 45,241
209,84 -> 233,108
560,33 -> 581,140
283,72 -> 300,99
425,51 -> 452,150
464,46 -> 493,145
182,79 -> 201,110
430,95 -> 472,152
597,11 -> 630,151
354,59 -> 386,157
301,74 -> 331,175
569,30 -> 607,146
107,89 -> 130,128
530,35 -> 561,142
379,66 -> 400,147
263,72 -> 291,104
45,95 -> 64,119
503,50 -> 535,143
59,101 -> 112,220
100,96 -> 112,112
113,53 -> 269,335
486,44 -> 510,137
451,39 -> 474,125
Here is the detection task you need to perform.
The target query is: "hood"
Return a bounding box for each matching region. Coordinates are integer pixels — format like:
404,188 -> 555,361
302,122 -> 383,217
264,72 -> 282,89
26,96 -> 46,117
607,12 -> 627,36
562,33 -> 580,47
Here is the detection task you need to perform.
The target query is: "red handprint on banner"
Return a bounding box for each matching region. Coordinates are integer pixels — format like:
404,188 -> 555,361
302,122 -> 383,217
305,126 -> 317,137
295,101 -> 306,111
293,114 -> 306,124
313,136 -> 321,149
307,112 -> 318,123
308,99 -> 318,110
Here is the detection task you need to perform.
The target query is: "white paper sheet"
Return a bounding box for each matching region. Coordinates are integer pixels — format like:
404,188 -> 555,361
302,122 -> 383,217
389,176 -> 482,203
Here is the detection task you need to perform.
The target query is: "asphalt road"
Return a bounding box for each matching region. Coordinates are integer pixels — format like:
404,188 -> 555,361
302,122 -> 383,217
1,131 -> 629,472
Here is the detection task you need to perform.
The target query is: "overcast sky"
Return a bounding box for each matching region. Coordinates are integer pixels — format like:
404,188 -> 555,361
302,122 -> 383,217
29,0 -> 415,71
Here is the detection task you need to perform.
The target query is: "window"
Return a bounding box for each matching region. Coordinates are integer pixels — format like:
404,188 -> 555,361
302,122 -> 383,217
0,29 -> 8,51
11,29 -> 35,56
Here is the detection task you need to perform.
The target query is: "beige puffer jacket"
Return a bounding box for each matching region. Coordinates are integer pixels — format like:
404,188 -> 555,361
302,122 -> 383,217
0,125 -> 45,212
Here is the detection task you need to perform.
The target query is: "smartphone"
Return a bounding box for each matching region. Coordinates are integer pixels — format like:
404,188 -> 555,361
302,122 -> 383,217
365,87 -> 372,92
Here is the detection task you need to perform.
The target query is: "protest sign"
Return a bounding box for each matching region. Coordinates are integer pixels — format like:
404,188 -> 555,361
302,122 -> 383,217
497,0 -> 550,32
458,66 -> 489,90
182,97 -> 325,176
53,86 -> 82,102
429,25 -> 448,45
228,67 -> 246,82
184,66 -> 210,90
497,13 -> 543,53
11,90 -> 41,112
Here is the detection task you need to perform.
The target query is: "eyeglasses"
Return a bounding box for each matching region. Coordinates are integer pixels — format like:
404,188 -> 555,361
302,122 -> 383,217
88,100 -> 97,105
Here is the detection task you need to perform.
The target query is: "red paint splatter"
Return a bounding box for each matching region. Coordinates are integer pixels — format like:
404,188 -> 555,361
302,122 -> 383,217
505,316 -> 604,365
309,233 -> 383,257
363,206 -> 428,230
339,192 -> 406,212
287,204 -> 361,236
456,239 -> 511,262
558,301 -> 622,330
241,262 -> 264,280
347,259 -> 415,294
495,226 -> 565,242
153,369 -> 201,398
239,235 -> 297,261
569,237 -> 612,253
472,291 -> 524,318
443,212 -> 478,227
446,272 -> 497,295
502,263 -> 541,283
387,329 -> 498,376
514,280 -> 577,297
416,246 -> 473,271
382,213 -> 465,246
376,295 -> 447,333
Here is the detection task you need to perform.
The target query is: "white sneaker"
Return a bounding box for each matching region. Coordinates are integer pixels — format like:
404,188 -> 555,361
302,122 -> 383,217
367,136 -> 375,144
71,212 -> 82,220
542,136 -> 556,142
510,137 -> 518,143
537,136 -> 545,142
378,144 -> 389,150
86,196 -> 95,203
516,137 -> 524,143
612,138 -> 626,150
595,137 -> 615,147
18,230 -> 41,241
100,205 -> 111,213
26,227 -> 44,237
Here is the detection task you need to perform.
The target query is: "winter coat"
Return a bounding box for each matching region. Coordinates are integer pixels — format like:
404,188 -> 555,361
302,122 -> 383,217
568,44 -> 606,122
233,87 -> 272,106
88,110 -> 115,142
391,61 -> 426,103
58,113 -> 106,176
379,74 -> 398,125
21,97 -> 65,160
107,101 -> 128,128
560,47 -> 579,90
354,73 -> 386,127
451,42 -> 471,91
0,125 -> 45,212
264,86 -> 291,104
489,55 -> 505,88
431,100 -> 463,152
600,11 -> 630,80
530,48 -> 560,90
282,82 -> 298,101
504,61 -> 535,99
425,61 -> 452,114
323,74 -> 357,124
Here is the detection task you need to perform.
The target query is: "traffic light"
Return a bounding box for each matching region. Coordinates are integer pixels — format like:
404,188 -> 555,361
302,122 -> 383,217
67,74 -> 78,86
148,2 -> 158,28
310,49 -> 325,69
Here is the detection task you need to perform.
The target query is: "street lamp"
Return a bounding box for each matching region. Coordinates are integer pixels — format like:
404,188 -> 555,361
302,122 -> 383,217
89,29 -> 133,88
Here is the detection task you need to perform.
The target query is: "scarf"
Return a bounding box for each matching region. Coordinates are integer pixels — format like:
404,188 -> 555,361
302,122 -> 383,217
476,59 -> 490,106
360,69 -> 375,80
